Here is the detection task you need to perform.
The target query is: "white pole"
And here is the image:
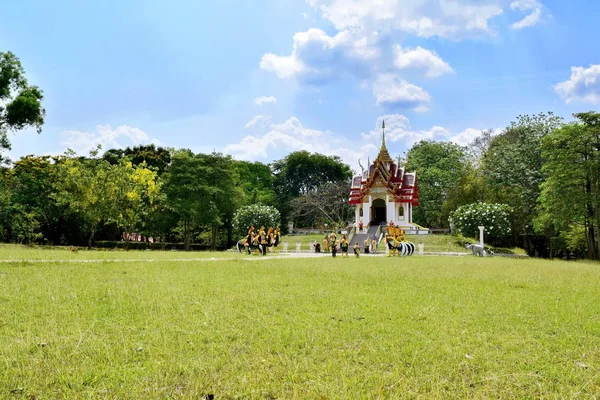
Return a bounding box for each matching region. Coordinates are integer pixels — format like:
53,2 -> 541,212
478,226 -> 484,247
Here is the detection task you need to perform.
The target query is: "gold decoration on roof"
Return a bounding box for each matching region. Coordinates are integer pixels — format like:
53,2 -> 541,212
376,119 -> 393,163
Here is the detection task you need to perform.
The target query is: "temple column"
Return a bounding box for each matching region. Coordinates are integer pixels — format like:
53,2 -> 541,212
364,198 -> 371,225
355,205 -> 360,228
386,198 -> 396,226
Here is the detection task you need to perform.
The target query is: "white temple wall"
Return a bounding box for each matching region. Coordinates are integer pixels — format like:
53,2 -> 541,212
364,196 -> 371,224
386,199 -> 396,226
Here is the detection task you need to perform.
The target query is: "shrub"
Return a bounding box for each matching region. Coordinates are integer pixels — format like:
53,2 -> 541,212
232,204 -> 281,237
450,203 -> 512,241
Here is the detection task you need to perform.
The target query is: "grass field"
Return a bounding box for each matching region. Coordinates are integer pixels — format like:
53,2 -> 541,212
1,247 -> 599,398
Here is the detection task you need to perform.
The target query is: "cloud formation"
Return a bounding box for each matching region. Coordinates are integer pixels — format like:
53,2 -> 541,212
554,64 -> 600,104
254,96 -> 278,106
260,28 -> 379,84
510,0 -> 544,29
225,113 -> 491,171
245,114 -> 272,129
372,74 -> 431,111
60,125 -> 159,156
307,0 -> 504,38
394,45 -> 454,78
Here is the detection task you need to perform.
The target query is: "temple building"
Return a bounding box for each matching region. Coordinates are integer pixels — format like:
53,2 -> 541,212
348,121 -> 424,233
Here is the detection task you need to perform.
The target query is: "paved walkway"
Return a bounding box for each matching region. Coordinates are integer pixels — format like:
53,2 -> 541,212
0,251 -> 480,264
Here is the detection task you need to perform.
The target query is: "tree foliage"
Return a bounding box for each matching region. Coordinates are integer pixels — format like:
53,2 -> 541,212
481,112 -> 563,238
53,148 -> 159,248
537,112 -> 600,259
162,151 -> 239,250
0,52 -> 45,163
232,204 -> 281,238
450,203 -> 512,241
405,140 -> 471,228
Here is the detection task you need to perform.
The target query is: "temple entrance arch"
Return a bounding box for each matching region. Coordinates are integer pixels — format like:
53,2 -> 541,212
371,198 -> 386,225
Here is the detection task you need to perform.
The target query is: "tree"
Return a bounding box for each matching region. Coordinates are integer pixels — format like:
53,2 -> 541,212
162,151 -> 240,250
53,148 -> 159,248
272,151 -> 352,232
103,144 -> 172,175
201,153 -> 240,250
272,151 -> 352,197
481,112 -> 563,240
537,112 -> 600,259
290,181 -> 352,228
10,155 -> 71,244
234,160 -> 276,206
450,203 -> 512,242
405,140 -> 471,228
111,162 -> 160,245
0,52 -> 45,163
232,204 -> 281,238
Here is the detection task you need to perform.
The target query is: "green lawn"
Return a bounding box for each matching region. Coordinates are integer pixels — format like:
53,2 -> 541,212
1,247 -> 599,398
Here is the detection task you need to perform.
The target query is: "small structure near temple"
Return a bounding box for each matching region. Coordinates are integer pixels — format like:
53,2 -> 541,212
348,121 -> 427,235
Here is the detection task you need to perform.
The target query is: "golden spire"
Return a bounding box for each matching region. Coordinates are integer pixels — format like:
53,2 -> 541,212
376,119 -> 393,163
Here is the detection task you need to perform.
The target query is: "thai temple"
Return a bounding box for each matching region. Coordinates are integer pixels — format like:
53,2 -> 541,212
348,121 -> 426,236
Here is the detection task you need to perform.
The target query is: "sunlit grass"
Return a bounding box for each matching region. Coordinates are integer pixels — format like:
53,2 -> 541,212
1,247 -> 599,398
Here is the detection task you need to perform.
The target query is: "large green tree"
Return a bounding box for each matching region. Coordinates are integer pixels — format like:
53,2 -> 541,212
405,140 -> 471,228
537,112 -> 600,259
162,151 -> 240,250
481,112 -> 563,240
103,144 -> 172,175
0,52 -> 45,163
272,151 -> 352,230
272,151 -> 352,197
53,149 -> 159,248
234,160 -> 276,206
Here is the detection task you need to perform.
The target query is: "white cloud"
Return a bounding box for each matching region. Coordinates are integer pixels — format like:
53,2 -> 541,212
224,116 -> 377,172
362,114 -> 449,150
59,125 -> 159,155
449,128 -> 485,145
372,74 -> 431,110
260,28 -> 379,84
511,7 -> 541,29
510,0 -> 544,29
308,0 -> 504,38
245,114 -> 272,129
394,45 -> 454,78
554,64 -> 600,104
225,114 -> 497,172
448,127 -> 503,146
254,96 -> 278,106
510,0 -> 540,11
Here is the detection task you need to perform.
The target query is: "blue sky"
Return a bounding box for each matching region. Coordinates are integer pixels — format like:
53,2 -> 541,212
2,0 -> 599,172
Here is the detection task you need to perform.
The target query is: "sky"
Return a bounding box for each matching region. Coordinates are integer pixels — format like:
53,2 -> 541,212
1,0 -> 599,173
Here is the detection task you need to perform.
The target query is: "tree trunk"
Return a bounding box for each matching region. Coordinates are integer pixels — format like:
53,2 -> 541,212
589,221 -> 599,260
183,220 -> 190,251
88,226 -> 95,249
211,225 -> 218,251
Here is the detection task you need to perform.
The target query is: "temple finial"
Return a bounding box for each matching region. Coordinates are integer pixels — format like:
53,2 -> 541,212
382,119 -> 386,147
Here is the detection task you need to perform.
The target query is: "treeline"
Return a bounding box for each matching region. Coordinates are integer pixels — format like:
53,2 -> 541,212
406,112 -> 600,260
0,111 -> 598,259
0,146 -> 353,250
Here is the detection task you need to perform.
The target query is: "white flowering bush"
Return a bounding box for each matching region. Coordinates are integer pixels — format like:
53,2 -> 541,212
233,204 -> 281,237
450,203 -> 512,240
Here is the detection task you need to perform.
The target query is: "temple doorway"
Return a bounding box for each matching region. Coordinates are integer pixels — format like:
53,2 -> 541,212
371,198 -> 386,225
